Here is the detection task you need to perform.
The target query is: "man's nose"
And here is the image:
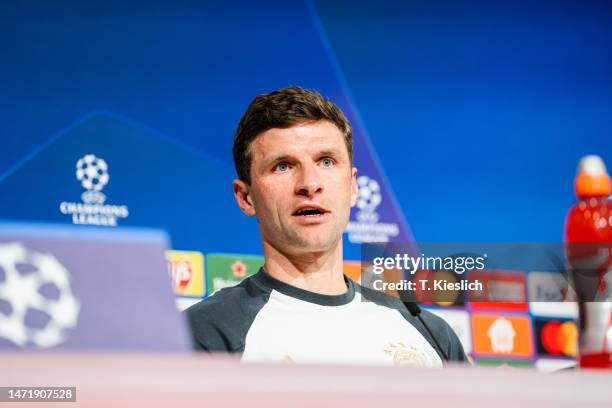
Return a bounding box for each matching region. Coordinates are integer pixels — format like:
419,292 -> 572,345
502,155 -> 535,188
295,164 -> 323,197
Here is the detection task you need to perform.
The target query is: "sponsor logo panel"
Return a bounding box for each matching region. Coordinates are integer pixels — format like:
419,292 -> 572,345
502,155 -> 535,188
534,318 -> 578,358
343,261 -> 362,282
166,250 -> 205,297
528,271 -> 578,318
529,302 -> 578,319
471,313 -> 533,357
468,270 -> 528,312
474,358 -> 534,368
535,358 -> 577,373
426,308 -> 472,354
206,254 -> 263,295
415,270 -> 465,307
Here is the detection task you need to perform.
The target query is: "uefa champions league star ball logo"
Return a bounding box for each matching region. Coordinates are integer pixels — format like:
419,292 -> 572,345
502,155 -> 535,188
76,154 -> 109,192
346,173 -> 399,243
0,242 -> 80,348
76,154 -> 109,204
355,175 -> 382,224
356,175 -> 382,212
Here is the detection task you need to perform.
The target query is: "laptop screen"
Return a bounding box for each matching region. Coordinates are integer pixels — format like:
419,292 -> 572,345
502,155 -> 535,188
0,223 -> 192,351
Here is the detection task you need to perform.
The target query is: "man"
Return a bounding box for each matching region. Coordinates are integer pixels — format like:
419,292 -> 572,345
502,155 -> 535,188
186,86 -> 467,366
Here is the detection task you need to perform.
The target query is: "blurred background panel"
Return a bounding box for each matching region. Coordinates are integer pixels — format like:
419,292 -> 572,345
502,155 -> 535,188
315,0 -> 612,241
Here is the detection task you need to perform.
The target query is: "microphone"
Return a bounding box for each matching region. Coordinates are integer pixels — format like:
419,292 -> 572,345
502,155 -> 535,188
403,301 -> 449,362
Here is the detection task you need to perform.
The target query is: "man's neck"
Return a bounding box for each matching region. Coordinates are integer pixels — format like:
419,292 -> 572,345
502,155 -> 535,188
261,241 -> 347,295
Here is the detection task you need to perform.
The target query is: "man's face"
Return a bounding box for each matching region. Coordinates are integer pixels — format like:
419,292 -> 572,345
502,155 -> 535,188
233,120 -> 358,256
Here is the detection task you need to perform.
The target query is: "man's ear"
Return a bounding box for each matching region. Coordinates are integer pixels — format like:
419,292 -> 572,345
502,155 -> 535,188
233,179 -> 256,216
350,167 -> 358,208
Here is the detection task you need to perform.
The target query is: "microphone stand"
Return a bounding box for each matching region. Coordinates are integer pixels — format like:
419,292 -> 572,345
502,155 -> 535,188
403,301 -> 449,362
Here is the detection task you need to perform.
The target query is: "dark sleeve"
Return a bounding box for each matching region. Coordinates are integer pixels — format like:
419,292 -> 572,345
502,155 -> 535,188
184,277 -> 270,353
185,299 -> 233,351
417,308 -> 469,363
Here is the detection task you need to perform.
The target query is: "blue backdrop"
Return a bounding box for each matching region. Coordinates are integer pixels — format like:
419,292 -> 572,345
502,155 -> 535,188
2,0 -> 611,258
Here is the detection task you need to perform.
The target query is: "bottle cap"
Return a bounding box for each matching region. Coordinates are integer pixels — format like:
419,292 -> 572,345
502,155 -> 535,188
575,155 -> 611,198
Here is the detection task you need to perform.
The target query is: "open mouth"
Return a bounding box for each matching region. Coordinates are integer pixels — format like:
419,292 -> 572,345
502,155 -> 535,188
293,208 -> 326,217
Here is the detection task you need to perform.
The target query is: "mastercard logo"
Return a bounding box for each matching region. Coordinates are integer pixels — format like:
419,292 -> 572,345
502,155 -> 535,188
535,320 -> 577,357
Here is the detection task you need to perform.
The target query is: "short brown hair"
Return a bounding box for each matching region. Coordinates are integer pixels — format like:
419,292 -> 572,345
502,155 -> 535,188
232,86 -> 353,184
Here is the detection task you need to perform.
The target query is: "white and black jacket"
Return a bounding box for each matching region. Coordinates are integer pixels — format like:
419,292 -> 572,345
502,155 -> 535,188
186,269 -> 468,367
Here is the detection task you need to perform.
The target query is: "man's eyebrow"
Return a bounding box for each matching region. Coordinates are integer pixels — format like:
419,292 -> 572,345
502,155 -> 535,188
317,148 -> 343,157
263,154 -> 291,167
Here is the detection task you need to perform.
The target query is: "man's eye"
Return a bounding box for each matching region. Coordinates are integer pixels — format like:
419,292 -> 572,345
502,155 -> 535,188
320,158 -> 334,168
274,162 -> 290,172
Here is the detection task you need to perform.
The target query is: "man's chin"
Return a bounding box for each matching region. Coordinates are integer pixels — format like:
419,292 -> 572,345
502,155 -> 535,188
289,235 -> 341,254
272,238 -> 338,256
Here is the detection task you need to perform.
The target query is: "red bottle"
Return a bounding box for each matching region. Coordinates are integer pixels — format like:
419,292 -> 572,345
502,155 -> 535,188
564,155 -> 612,369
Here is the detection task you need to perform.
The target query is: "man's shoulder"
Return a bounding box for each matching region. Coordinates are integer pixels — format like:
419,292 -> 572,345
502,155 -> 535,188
187,278 -> 255,314
355,281 -> 406,310
184,274 -> 271,352
186,274 -> 271,321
